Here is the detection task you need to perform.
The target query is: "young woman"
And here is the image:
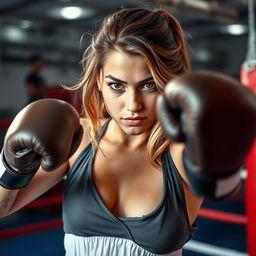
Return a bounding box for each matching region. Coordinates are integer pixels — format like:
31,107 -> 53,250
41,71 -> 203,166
0,8 -> 204,256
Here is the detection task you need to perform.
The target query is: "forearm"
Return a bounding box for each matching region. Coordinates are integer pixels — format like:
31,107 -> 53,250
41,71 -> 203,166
0,186 -> 19,217
0,149 -> 36,217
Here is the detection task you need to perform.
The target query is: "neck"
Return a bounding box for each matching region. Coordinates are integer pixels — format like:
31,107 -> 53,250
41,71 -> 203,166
105,119 -> 149,151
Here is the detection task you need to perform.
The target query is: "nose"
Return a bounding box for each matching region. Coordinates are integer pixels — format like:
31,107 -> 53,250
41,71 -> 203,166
125,90 -> 143,112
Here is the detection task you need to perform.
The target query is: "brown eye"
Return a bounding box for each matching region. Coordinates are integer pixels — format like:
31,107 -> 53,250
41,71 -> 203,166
107,83 -> 124,91
142,82 -> 157,91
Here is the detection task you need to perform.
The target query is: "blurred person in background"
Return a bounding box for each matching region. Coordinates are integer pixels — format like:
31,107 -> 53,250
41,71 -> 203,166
25,54 -> 48,104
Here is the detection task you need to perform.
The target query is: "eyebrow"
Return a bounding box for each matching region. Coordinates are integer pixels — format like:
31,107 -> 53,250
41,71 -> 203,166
105,75 -> 154,84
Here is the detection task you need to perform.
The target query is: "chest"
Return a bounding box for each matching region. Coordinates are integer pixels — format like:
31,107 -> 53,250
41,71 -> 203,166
63,145 -> 192,254
92,147 -> 164,218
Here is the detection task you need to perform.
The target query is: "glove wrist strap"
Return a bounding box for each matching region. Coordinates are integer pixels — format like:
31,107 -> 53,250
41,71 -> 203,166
0,150 -> 37,190
182,151 -> 241,200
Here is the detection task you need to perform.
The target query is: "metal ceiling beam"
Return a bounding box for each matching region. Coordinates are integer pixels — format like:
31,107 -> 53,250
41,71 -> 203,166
0,0 -> 59,15
0,0 -> 119,29
161,0 -> 238,18
126,0 -> 239,23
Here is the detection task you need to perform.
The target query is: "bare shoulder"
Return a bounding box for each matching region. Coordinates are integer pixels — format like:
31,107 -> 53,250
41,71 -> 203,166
169,143 -> 203,224
68,117 -> 109,166
169,143 -> 189,184
68,118 -> 89,166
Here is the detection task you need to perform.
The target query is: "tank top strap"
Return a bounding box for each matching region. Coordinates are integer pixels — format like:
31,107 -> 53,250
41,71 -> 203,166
96,118 -> 112,142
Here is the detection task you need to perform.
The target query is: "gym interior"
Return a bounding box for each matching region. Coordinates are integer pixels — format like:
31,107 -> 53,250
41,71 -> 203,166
0,1 -> 255,256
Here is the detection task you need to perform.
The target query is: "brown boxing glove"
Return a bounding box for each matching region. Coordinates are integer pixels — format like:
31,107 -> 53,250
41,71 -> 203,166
157,71 -> 256,199
0,99 -> 83,189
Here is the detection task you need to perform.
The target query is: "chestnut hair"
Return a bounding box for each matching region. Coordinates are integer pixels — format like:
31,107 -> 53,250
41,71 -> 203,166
73,8 -> 190,167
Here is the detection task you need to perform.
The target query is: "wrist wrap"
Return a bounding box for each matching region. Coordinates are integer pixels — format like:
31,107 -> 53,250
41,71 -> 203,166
182,151 -> 241,200
0,150 -> 37,190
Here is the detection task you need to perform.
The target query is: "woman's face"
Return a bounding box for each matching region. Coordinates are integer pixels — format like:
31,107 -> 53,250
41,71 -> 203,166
98,50 -> 160,136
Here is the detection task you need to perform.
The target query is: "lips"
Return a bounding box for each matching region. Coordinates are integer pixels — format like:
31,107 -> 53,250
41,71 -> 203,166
123,117 -> 146,120
122,117 -> 146,126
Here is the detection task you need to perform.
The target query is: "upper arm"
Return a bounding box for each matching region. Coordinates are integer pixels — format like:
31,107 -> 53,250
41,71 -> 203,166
68,118 -> 90,166
169,143 -> 203,224
169,143 -> 189,185
68,117 -> 108,166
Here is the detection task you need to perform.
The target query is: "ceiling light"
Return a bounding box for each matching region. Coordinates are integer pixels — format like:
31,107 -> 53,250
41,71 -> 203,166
3,26 -> 25,42
226,24 -> 248,35
60,6 -> 83,19
49,6 -> 95,20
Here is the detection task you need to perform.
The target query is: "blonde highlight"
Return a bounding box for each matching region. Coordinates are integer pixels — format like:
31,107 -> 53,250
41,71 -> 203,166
71,8 -> 190,167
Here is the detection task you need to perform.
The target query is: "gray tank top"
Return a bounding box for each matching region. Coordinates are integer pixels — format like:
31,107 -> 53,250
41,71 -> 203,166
63,120 -> 196,254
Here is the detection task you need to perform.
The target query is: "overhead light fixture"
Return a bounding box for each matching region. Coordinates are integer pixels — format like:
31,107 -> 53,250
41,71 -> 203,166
226,24 -> 248,36
49,6 -> 95,20
60,6 -> 83,19
3,26 -> 25,42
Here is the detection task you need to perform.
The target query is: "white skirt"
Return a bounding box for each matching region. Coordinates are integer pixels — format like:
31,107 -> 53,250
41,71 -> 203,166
64,234 -> 183,256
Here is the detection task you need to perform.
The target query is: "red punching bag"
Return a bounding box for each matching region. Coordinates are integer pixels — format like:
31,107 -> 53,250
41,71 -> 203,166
240,0 -> 256,255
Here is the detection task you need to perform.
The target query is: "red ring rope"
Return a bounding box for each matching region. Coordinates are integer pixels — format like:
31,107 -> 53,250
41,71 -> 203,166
24,195 -> 62,209
0,120 -> 12,129
0,218 -> 63,239
198,208 -> 247,225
